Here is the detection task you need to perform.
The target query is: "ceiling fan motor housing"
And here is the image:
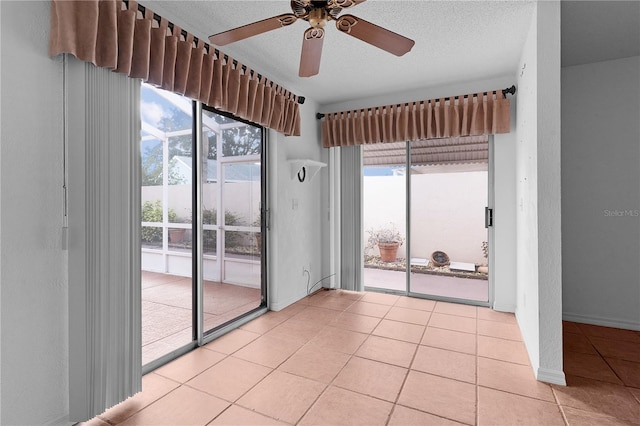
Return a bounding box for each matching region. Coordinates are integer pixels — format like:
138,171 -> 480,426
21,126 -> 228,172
308,8 -> 329,28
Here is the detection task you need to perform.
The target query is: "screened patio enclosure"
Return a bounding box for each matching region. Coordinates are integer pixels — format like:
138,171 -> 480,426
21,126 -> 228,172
140,83 -> 264,365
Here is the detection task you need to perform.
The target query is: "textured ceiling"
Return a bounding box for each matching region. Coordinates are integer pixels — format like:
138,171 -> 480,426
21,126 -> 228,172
143,1 -> 639,106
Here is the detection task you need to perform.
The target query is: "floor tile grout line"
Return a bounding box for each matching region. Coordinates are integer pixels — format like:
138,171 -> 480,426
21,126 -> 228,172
384,314 -> 432,425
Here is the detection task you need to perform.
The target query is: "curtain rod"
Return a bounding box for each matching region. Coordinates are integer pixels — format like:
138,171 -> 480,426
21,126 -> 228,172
125,0 -> 305,104
315,85 -> 517,120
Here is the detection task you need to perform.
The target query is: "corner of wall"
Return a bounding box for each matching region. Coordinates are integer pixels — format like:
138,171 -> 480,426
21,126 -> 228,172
268,99 -> 327,310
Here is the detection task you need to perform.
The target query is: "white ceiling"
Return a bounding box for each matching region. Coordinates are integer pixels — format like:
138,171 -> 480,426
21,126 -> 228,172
143,1 -> 639,106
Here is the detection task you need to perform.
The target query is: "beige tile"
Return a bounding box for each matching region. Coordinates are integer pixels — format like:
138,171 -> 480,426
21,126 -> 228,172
389,405 -> 465,426
237,371 -> 325,424
278,345 -> 351,383
299,386 -> 393,426
361,291 -> 400,305
264,317 -> 325,344
478,387 -> 564,426
119,385 -> 229,426
356,335 -> 418,368
563,351 -> 623,384
185,356 -> 271,402
605,358 -> 640,388
385,306 -> 431,326
209,404 -> 287,425
478,335 -> 530,365
477,319 -> 522,341
333,356 -> 408,402
233,334 -> 303,368
477,307 -> 517,324
346,301 -> 392,318
307,326 -> 368,354
561,406 -> 633,426
552,375 -> 640,424
393,296 -> 436,311
330,311 -> 382,334
421,326 -> 476,355
99,373 -> 180,424
372,319 -> 425,344
433,301 -> 477,318
398,370 -> 476,425
578,323 -> 640,343
563,332 -> 599,355
590,337 -> 640,363
290,306 -> 342,323
270,301 -> 308,318
203,328 -> 261,355
323,289 -> 364,301
239,312 -> 287,334
154,347 -> 226,383
412,345 -> 476,384
306,292 -> 357,311
478,357 -> 555,402
428,313 -> 476,334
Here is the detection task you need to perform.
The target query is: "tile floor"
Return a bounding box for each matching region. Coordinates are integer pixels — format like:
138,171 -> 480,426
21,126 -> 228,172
142,271 -> 261,364
85,289 -> 640,425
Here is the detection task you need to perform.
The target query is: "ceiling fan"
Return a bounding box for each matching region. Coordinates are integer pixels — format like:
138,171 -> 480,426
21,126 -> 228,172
208,0 -> 415,77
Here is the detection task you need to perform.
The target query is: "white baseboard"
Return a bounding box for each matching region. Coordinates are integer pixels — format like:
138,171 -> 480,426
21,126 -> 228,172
563,312 -> 640,331
536,367 -> 566,386
491,302 -> 516,313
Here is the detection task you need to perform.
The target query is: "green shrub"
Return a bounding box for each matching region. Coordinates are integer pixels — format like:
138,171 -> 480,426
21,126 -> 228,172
201,208 -> 244,250
141,200 -> 176,242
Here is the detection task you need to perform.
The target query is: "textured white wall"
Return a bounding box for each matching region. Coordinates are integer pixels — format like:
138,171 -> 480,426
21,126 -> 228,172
268,99 -> 327,310
0,1 -> 69,424
562,56 -> 640,330
515,1 -> 565,384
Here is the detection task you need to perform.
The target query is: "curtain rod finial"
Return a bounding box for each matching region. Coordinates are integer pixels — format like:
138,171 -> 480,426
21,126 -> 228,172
298,96 -> 305,104
503,85 -> 517,96
316,112 -> 325,119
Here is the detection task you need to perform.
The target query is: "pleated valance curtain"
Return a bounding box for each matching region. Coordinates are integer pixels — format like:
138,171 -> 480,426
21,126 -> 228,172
49,0 -> 301,136
321,90 -> 510,148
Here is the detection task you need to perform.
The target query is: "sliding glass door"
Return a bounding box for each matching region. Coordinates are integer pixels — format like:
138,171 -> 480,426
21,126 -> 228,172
140,83 -> 266,367
408,138 -> 489,303
201,108 -> 264,337
140,84 -> 194,365
362,137 -> 490,305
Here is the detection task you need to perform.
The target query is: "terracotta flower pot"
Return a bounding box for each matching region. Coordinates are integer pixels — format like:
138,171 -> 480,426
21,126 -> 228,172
169,228 -> 186,243
378,242 -> 400,262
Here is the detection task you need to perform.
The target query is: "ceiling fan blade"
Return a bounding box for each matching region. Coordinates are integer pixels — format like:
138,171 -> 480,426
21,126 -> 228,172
299,27 -> 325,77
209,13 -> 297,46
336,14 -> 415,56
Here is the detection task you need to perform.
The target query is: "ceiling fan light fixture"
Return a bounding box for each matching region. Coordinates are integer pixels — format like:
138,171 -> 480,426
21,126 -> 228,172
308,8 -> 328,29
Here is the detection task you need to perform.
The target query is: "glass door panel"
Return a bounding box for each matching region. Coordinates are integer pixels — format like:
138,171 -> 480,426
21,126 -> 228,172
408,138 -> 490,302
140,83 -> 193,365
201,108 -> 264,335
362,143 -> 407,292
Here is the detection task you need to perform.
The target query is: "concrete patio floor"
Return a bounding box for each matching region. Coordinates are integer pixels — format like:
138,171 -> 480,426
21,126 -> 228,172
142,271 -> 261,365
364,267 -> 488,302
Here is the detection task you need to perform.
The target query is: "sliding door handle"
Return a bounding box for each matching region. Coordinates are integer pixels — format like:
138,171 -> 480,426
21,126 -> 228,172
485,207 -> 493,228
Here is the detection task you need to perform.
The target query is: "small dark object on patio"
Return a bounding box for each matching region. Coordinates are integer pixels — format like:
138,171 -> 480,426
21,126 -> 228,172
431,251 -> 450,267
